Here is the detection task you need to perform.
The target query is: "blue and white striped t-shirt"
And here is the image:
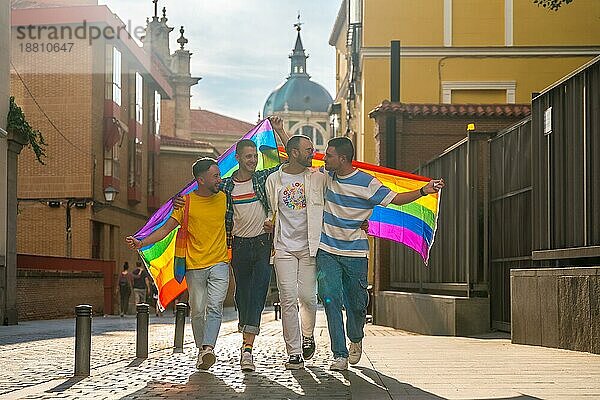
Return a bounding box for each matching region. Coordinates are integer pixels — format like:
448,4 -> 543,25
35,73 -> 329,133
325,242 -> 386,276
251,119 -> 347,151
319,169 -> 396,257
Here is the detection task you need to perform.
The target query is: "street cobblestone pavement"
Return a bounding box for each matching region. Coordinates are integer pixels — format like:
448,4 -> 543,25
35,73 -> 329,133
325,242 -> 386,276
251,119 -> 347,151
0,308 -> 240,398
2,308 -> 600,399
0,308 -> 407,400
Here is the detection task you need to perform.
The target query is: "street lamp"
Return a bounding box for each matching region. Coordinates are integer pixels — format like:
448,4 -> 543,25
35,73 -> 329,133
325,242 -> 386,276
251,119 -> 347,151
103,186 -> 118,203
93,186 -> 119,213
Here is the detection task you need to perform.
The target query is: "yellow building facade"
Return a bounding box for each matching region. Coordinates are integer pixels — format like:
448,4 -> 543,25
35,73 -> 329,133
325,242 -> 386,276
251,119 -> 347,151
330,0 -> 600,163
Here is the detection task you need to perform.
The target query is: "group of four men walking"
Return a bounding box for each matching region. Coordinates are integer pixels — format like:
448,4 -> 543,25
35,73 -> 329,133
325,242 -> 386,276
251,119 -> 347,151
126,116 -> 444,372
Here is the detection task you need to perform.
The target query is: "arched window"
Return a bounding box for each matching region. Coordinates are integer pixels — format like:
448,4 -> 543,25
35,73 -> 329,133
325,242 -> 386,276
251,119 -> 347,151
296,125 -> 325,149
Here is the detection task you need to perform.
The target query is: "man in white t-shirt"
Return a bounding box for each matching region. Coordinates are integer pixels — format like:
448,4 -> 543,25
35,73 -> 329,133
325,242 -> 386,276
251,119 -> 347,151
318,137 -> 444,371
264,135 -> 325,369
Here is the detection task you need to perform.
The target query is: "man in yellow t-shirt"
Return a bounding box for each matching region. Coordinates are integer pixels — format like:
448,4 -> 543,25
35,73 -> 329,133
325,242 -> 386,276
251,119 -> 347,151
126,158 -> 229,371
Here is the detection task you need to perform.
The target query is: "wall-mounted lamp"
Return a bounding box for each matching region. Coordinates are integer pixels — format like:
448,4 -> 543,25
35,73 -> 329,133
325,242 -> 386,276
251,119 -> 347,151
103,186 -> 118,203
93,186 -> 119,212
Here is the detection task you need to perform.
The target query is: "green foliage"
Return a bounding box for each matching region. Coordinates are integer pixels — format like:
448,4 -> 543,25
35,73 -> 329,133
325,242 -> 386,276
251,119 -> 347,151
533,0 -> 574,11
7,96 -> 47,164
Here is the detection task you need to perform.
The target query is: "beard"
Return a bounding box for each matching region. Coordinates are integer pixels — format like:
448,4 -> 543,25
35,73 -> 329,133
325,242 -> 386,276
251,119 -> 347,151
297,156 -> 312,168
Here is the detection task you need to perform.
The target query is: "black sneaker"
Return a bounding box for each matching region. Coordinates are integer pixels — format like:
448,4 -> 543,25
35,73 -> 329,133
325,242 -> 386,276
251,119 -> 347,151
302,336 -> 316,360
284,354 -> 304,370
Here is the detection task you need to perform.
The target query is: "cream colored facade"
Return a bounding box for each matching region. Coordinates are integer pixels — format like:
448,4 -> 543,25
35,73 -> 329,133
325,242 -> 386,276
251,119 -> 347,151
330,0 -> 600,163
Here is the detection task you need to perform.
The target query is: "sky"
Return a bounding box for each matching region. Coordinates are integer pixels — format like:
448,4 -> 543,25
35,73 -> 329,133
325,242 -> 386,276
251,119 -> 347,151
100,0 -> 341,123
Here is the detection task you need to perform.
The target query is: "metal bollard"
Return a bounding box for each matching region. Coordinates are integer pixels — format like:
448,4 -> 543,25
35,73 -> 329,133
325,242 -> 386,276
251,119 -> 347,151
273,302 -> 281,320
173,303 -> 187,353
136,303 -> 149,359
74,304 -> 92,377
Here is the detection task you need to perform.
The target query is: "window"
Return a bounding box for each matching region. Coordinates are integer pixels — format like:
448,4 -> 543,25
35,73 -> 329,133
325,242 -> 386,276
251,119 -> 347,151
154,91 -> 161,136
104,141 -> 120,179
297,124 -> 324,148
112,47 -> 121,106
128,137 -> 142,188
135,72 -> 143,124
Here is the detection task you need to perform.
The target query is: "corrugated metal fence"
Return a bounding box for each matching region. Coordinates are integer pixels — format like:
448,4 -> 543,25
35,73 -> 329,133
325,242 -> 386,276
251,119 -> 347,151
387,56 -> 600,330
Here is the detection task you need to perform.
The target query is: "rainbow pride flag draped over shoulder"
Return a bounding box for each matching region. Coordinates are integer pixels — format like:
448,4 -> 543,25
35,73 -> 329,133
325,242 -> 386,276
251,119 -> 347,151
279,148 -> 440,265
134,119 -> 280,309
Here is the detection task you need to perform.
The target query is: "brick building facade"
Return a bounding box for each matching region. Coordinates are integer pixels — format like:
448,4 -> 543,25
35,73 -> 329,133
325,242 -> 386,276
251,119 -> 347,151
9,3 -> 242,316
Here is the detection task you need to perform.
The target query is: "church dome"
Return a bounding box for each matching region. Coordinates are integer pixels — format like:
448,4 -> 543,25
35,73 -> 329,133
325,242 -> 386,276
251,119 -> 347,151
263,76 -> 333,116
263,24 -> 333,117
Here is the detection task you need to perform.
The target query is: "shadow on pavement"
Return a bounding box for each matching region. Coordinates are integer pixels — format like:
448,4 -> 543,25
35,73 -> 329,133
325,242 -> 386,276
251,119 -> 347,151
349,365 -> 446,399
352,366 -> 542,400
126,357 -> 146,368
119,364 -> 461,399
121,369 -> 314,399
46,376 -> 86,393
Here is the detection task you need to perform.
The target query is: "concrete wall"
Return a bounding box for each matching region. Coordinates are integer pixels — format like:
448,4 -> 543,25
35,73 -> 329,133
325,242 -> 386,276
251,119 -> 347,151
374,291 -> 490,336
511,267 -> 600,354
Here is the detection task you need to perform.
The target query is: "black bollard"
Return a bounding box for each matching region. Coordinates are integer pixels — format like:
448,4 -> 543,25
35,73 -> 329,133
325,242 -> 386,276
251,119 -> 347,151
136,303 -> 149,359
74,304 -> 92,377
273,302 -> 281,320
173,303 -> 187,353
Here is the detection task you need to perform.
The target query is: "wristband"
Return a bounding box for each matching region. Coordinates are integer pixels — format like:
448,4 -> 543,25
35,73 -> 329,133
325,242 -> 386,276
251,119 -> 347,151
419,187 -> 427,197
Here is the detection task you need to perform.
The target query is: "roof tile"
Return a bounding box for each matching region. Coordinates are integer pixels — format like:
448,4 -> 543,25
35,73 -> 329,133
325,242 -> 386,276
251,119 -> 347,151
191,109 -> 254,134
369,101 -> 531,118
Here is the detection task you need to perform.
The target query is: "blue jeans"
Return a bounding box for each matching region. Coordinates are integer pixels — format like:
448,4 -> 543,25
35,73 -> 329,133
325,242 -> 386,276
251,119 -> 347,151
316,249 -> 369,358
186,262 -> 230,348
231,233 -> 272,335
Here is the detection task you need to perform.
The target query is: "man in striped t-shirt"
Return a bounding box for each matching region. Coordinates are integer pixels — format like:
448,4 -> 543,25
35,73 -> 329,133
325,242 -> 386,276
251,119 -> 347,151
317,137 -> 444,371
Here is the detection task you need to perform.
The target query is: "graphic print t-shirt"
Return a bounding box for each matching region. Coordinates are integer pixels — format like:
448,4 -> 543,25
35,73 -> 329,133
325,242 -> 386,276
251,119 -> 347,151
231,178 -> 267,238
276,171 -> 308,252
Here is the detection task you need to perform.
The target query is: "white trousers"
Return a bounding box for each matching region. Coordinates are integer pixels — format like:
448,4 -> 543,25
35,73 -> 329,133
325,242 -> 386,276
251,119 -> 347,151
274,248 -> 317,356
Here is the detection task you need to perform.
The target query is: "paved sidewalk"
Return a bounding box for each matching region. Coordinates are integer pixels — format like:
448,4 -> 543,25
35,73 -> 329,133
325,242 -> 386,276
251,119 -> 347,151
1,308 -> 600,399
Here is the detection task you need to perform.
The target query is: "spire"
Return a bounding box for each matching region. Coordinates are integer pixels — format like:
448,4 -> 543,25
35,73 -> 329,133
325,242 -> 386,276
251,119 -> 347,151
177,26 -> 188,50
152,0 -> 158,21
289,13 -> 308,77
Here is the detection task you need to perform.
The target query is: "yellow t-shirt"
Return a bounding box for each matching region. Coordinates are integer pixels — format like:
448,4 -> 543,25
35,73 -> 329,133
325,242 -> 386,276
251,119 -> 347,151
171,191 -> 228,270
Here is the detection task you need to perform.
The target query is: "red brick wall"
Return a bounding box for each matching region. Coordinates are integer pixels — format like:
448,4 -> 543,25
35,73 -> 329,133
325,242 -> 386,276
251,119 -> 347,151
16,254 -> 115,320
374,114 -> 524,172
17,269 -> 104,320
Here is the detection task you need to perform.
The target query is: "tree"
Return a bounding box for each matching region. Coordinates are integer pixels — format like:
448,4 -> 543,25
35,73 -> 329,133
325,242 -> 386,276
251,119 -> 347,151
533,0 -> 575,11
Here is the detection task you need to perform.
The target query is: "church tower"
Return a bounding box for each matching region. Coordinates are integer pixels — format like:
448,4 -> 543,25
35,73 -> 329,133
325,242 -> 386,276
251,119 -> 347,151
263,18 -> 333,152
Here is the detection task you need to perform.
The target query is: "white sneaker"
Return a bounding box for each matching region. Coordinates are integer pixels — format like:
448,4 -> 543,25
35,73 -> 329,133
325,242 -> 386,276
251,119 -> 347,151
196,347 -> 216,370
330,356 -> 348,371
348,340 -> 362,365
240,350 -> 255,372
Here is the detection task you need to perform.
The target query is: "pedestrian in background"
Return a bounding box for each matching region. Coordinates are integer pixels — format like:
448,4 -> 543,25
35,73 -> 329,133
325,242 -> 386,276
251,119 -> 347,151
132,261 -> 150,306
118,261 -> 134,317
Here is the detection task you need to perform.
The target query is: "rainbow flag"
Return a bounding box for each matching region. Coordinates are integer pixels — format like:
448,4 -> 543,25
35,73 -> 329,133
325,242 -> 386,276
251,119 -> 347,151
133,119 -> 279,309
278,148 -> 440,265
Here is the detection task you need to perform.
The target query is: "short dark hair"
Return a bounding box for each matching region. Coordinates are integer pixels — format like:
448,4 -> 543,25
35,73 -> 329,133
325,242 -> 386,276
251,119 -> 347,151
285,134 -> 311,156
192,157 -> 218,179
328,137 -> 354,162
236,139 -> 257,155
